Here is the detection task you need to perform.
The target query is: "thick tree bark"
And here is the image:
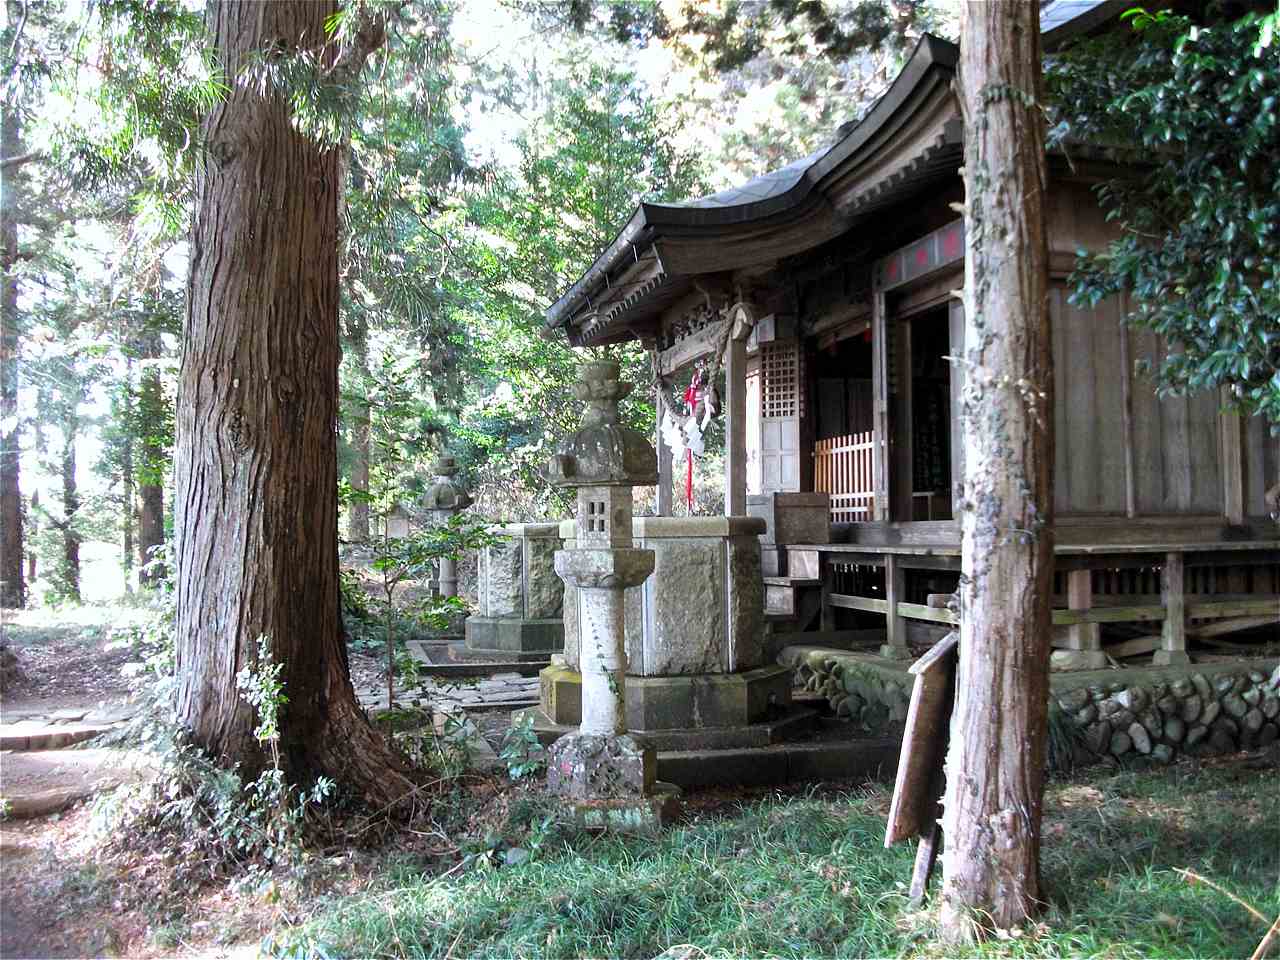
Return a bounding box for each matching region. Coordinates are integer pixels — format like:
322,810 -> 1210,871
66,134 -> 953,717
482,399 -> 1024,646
0,91 -> 24,609
939,2 -> 1053,943
174,0 -> 416,808
137,336 -> 165,585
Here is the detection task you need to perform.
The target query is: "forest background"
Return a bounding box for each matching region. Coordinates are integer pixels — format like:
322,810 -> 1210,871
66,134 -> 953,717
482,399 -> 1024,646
4,0 -> 1277,610
1,0 -> 961,608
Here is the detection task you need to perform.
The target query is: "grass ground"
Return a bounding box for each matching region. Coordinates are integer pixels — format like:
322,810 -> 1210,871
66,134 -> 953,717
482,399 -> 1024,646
273,753 -> 1279,960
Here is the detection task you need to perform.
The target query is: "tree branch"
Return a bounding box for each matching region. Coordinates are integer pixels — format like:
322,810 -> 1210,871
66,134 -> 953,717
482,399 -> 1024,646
0,151 -> 42,172
324,3 -> 405,83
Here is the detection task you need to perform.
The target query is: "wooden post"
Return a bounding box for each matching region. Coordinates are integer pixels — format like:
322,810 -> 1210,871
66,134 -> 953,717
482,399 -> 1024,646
871,289 -> 891,522
656,381 -> 672,516
880,554 -> 910,659
1118,318 -> 1137,519
893,320 -> 914,520
725,333 -> 748,516
820,553 -> 835,632
1155,551 -> 1189,665
1219,389 -> 1244,526
1058,568 -> 1107,669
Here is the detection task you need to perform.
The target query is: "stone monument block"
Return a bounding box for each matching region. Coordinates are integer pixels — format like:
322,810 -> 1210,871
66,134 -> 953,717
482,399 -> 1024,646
465,522 -> 565,657
480,536 -> 524,618
525,535 -> 564,619
546,733 -> 655,799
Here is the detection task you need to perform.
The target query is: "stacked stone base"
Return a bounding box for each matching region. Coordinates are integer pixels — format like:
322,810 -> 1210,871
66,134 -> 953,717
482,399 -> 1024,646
464,617 -> 564,659
1053,662 -> 1280,764
535,664 -> 793,738
558,789 -> 682,836
782,644 -> 1280,765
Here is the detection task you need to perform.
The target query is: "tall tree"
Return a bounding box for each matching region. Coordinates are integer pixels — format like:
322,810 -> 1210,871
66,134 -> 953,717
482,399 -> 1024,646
173,0 -> 414,804
136,326 -> 168,584
0,90 -> 22,608
939,1 -> 1053,943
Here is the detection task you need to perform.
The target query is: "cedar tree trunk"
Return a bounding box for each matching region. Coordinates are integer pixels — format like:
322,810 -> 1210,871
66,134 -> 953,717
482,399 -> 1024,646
939,1 -> 1054,943
0,95 -> 24,609
174,0 -> 415,807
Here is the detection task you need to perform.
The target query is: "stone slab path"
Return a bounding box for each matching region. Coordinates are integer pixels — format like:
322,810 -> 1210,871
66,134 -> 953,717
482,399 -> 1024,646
354,671 -> 540,716
0,747 -> 154,818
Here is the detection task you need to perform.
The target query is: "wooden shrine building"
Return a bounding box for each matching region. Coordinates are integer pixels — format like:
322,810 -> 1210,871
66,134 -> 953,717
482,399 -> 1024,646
544,4 -> 1280,669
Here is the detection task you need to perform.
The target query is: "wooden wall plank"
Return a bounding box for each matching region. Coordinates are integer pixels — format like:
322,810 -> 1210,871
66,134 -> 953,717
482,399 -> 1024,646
1220,391 -> 1244,525
1118,311 -> 1137,518
948,299 -> 965,516
1243,415 -> 1280,517
1130,328 -> 1167,513
1186,388 -> 1223,514
1051,286 -> 1126,514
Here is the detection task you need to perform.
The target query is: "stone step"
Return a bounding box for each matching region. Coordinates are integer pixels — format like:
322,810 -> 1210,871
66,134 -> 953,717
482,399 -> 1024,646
761,576 -> 822,587
658,737 -> 899,788
0,721 -> 121,752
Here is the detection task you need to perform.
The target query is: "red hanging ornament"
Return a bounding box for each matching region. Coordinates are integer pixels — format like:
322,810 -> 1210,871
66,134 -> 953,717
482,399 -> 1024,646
682,368 -> 705,510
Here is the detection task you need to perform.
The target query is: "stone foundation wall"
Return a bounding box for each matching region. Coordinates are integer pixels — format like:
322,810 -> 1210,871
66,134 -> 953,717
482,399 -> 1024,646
1053,662 -> 1280,764
781,645 -> 1280,764
780,647 -> 911,738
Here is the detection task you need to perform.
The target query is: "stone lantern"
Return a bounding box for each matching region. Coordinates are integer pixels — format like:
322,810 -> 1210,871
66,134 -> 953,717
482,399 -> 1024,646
420,455 -> 472,599
544,359 -> 674,826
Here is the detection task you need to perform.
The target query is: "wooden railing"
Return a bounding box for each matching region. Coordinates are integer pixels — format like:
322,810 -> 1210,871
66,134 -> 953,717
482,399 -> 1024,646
814,431 -> 876,523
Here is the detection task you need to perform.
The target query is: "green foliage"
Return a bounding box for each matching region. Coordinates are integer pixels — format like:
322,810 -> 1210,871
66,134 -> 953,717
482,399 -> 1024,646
456,60 -> 707,515
1049,9 -> 1280,426
97,633 -> 335,886
52,0 -> 223,239
497,713 -> 546,782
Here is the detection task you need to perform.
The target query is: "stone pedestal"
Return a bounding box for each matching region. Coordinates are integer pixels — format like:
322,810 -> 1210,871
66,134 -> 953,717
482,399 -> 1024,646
541,358 -> 673,829
747,492 -> 831,576
464,522 -> 565,658
548,514 -> 791,737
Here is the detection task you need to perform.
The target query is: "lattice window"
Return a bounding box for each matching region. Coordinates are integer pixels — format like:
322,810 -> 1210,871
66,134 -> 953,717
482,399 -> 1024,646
761,342 -> 798,419
586,500 -> 608,533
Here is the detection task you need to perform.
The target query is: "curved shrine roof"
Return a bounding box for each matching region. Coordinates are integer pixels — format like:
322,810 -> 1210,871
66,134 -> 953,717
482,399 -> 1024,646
545,1 -> 1126,346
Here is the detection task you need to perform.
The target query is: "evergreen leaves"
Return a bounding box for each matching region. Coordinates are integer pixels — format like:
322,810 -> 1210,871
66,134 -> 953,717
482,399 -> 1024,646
1049,9 -> 1280,426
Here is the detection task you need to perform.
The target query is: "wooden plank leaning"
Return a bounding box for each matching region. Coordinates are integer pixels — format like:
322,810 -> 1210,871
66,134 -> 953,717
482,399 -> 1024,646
884,630 -> 959,905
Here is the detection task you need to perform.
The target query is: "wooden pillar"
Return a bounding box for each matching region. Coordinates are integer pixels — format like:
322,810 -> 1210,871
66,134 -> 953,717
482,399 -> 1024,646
820,553 -> 835,631
725,333 -> 747,516
1219,389 -> 1244,526
1154,551 -> 1190,665
1118,319 -> 1137,519
1058,568 -> 1107,669
893,319 -> 914,520
871,289 -> 891,522
656,382 -> 672,516
880,554 -> 910,659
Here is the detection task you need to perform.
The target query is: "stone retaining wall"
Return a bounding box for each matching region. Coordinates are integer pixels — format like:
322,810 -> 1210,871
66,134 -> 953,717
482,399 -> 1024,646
780,645 -> 1280,764
780,647 -> 912,739
1053,662 -> 1280,763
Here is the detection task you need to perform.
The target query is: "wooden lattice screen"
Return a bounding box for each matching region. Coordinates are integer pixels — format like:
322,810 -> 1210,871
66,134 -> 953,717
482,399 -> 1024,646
761,342 -> 799,419
815,431 -> 876,522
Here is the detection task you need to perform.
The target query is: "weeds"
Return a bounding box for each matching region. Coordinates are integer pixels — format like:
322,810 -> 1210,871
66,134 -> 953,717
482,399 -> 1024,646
498,712 -> 546,781
272,756 -> 1278,960
93,635 -> 334,891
